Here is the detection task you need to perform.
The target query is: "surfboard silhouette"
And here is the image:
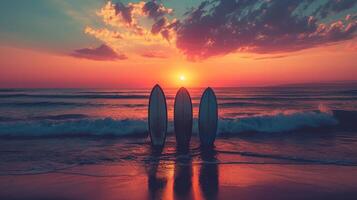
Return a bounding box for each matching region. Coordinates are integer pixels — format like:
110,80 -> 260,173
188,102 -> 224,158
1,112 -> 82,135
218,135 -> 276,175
148,84 -> 167,147
174,87 -> 193,149
198,87 -> 218,147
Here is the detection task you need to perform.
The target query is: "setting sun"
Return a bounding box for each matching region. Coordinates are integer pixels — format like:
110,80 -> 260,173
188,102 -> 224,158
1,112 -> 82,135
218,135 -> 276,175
179,75 -> 186,81
171,70 -> 198,87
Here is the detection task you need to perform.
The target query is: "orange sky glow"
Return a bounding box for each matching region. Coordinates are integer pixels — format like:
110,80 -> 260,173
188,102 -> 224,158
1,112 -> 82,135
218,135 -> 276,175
0,1 -> 356,88
1,41 -> 356,89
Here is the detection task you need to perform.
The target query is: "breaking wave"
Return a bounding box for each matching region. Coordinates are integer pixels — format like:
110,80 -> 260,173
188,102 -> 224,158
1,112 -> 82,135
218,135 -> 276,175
0,101 -> 147,108
0,118 -> 148,137
0,110 -> 349,138
0,94 -> 148,99
219,110 -> 338,134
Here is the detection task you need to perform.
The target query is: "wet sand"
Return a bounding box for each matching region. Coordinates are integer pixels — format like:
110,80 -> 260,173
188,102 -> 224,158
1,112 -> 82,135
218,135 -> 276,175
1,157 -> 357,200
1,135 -> 357,200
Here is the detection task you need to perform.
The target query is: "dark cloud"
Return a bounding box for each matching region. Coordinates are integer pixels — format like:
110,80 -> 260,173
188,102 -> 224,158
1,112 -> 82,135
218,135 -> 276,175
110,1 -> 145,35
317,0 -> 357,17
144,1 -> 176,41
71,44 -> 127,61
151,17 -> 180,41
143,1 -> 173,19
114,2 -> 133,24
108,1 -> 174,37
176,0 -> 357,59
151,17 -> 167,34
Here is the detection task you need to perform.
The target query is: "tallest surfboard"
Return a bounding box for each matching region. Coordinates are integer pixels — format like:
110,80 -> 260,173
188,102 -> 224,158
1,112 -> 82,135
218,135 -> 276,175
148,84 -> 167,147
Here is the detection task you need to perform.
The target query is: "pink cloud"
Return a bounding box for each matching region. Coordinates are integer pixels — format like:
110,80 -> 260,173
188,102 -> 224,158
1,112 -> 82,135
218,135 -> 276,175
71,44 -> 127,61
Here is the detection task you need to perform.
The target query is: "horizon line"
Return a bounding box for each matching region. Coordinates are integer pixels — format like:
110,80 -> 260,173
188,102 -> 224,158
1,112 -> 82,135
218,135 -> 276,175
1,80 -> 357,90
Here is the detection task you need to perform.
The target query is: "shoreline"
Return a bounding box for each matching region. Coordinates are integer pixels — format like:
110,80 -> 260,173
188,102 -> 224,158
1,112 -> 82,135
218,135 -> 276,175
1,161 -> 357,200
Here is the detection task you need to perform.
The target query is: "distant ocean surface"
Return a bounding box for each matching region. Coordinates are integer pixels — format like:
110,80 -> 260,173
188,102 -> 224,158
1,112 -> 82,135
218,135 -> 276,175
1,85 -> 357,176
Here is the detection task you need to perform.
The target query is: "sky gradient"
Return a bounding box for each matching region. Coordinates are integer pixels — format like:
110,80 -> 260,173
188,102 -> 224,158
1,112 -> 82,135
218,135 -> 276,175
0,0 -> 356,88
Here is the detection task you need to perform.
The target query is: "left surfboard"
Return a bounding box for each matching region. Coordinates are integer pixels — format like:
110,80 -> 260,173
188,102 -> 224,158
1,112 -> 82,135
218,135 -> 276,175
148,84 -> 168,147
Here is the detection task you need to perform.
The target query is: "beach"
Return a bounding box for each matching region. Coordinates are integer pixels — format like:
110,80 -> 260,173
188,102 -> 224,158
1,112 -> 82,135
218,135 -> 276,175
1,136 -> 357,200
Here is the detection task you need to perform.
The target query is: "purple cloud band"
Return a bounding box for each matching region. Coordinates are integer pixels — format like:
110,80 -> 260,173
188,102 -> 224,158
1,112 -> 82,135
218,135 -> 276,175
74,0 -> 357,61
176,0 -> 357,59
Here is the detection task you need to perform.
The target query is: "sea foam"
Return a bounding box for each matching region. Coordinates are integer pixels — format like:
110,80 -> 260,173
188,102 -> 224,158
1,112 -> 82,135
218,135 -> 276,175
218,110 -> 338,134
0,110 -> 340,138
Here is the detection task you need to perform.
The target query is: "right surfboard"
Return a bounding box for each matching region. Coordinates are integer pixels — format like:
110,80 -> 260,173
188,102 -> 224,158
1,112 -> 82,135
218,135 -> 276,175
198,87 -> 218,147
174,87 -> 193,148
148,84 -> 168,147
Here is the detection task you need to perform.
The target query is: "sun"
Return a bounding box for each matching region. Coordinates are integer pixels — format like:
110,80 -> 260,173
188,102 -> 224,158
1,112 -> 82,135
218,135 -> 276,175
170,69 -> 197,88
179,75 -> 186,81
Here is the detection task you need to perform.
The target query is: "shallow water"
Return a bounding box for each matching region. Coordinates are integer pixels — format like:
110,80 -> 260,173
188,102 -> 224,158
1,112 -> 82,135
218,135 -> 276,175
1,134 -> 357,177
1,136 -> 357,200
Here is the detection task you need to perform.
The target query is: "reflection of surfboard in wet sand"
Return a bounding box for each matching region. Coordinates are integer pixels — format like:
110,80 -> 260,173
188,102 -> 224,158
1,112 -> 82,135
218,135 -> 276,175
199,87 -> 218,147
148,84 -> 167,147
174,87 -> 193,148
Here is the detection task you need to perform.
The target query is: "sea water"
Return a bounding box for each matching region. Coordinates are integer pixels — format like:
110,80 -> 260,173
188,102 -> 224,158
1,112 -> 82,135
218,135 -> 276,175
0,85 -> 357,175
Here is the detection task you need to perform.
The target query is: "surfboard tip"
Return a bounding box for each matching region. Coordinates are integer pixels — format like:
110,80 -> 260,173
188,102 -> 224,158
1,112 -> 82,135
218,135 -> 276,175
206,87 -> 213,91
204,87 -> 216,96
178,87 -> 188,93
153,84 -> 161,89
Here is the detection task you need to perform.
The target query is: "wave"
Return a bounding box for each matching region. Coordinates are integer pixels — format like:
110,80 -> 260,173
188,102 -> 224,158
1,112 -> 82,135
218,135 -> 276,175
33,114 -> 89,120
0,94 -> 148,99
0,116 -> 18,122
337,89 -> 357,95
219,102 -> 266,107
0,110 -> 348,138
219,110 -> 338,134
218,96 -> 357,101
0,89 -> 25,92
0,101 -> 90,107
215,150 -> 357,166
78,91 -> 148,95
0,114 -> 91,122
0,118 -> 148,137
1,99 -> 350,110
3,93 -> 356,101
0,101 -> 147,108
218,102 -> 292,108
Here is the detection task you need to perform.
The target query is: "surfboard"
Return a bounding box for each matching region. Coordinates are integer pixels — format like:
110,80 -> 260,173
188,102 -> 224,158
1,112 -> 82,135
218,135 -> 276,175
148,84 -> 167,147
198,87 -> 218,147
174,87 -> 193,148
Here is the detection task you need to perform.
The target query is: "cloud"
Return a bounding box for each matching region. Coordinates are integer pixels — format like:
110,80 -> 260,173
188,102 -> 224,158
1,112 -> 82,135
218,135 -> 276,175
253,55 -> 290,60
83,1 -> 179,59
176,0 -> 357,59
71,44 -> 127,60
85,0 -> 356,61
96,1 -> 176,38
97,1 -> 146,35
151,17 -> 179,41
85,27 -> 123,41
143,1 -> 173,19
140,50 -> 169,58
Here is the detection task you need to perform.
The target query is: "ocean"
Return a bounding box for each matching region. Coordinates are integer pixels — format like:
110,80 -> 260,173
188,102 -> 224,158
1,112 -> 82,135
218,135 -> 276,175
1,85 -> 357,199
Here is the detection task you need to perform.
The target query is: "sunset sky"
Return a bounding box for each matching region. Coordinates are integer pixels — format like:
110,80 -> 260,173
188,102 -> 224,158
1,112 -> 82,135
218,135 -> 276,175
0,0 -> 356,88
